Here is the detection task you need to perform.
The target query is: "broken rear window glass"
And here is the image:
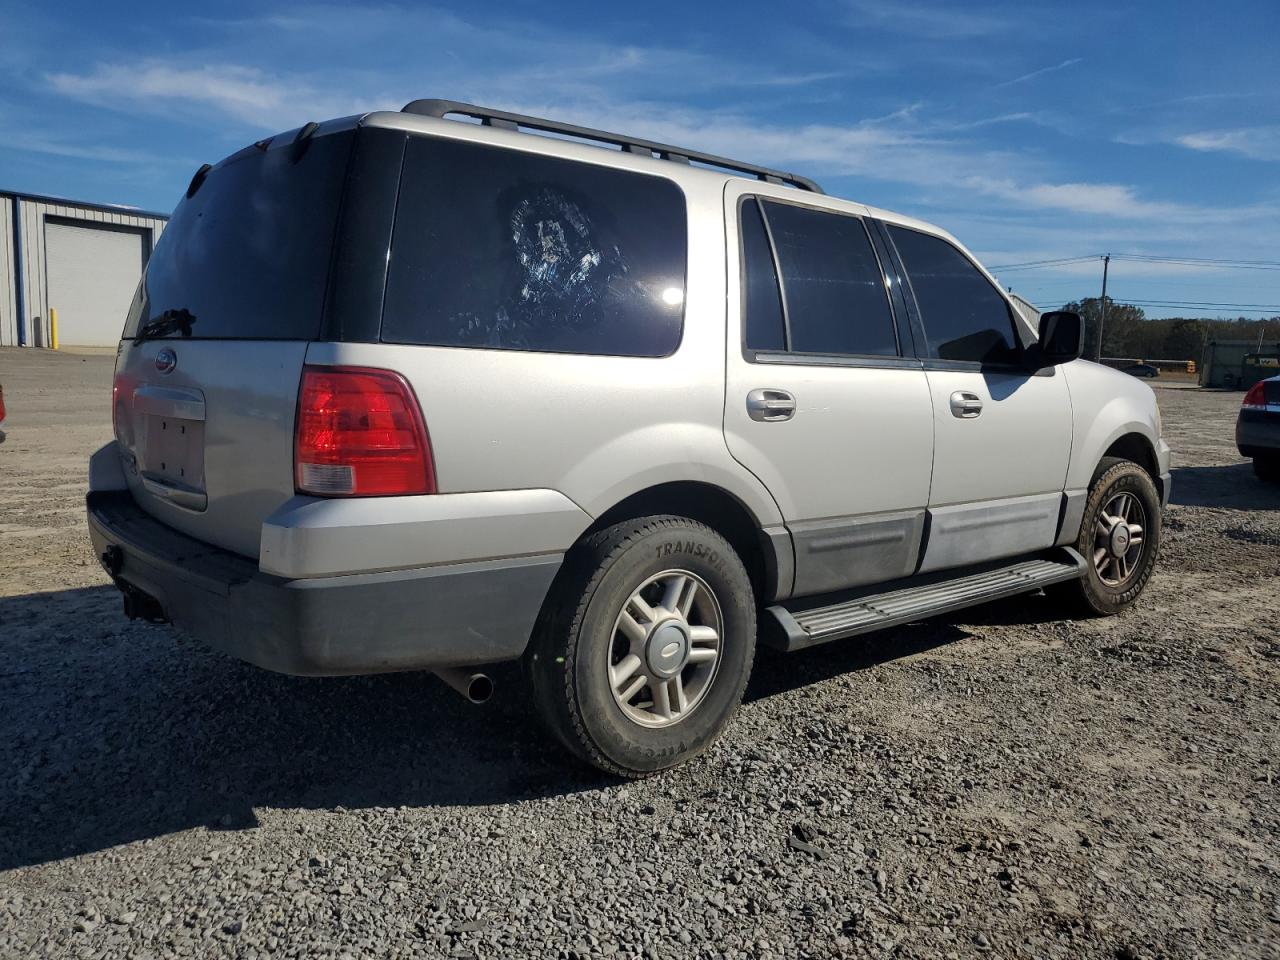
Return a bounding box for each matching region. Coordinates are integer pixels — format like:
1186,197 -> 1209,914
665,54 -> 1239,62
382,136 -> 687,357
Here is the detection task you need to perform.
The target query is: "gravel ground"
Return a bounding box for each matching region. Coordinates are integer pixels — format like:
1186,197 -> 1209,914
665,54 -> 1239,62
0,348 -> 1277,960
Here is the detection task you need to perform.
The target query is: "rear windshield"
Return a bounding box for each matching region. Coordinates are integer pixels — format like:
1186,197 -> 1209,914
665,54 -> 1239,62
124,130 -> 355,340
381,136 -> 687,357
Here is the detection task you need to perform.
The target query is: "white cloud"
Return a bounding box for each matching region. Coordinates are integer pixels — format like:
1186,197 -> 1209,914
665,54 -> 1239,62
1,132 -> 161,165
1175,127 -> 1279,161
46,61 -> 378,130
963,178 -> 1185,219
550,101 -> 1248,223
44,55 -> 1263,227
35,6 -> 1275,237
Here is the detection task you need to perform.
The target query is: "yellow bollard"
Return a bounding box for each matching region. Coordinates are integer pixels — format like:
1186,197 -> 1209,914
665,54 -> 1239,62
50,308 -> 59,351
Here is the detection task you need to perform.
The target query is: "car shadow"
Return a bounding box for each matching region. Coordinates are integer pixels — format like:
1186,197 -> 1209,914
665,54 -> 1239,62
0,585 -> 610,871
1169,462 -> 1280,510
745,588 -> 1069,703
0,582 -> 1076,871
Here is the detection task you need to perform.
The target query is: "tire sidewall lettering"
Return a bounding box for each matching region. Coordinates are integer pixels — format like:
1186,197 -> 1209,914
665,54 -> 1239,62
655,539 -> 721,568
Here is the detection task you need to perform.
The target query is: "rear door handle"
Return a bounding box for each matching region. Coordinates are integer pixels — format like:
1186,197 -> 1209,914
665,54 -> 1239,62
949,391 -> 983,418
746,388 -> 796,422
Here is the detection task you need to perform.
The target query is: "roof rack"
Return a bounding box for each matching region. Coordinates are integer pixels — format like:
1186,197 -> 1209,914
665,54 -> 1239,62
401,99 -> 823,194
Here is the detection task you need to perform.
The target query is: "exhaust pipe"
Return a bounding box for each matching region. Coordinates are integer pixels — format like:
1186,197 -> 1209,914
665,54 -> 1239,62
435,667 -> 494,704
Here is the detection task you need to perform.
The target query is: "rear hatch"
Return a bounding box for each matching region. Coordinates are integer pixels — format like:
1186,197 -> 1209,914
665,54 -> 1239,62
112,122 -> 359,559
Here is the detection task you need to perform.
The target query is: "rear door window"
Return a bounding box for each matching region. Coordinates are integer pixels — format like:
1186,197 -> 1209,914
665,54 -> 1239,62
758,200 -> 898,357
740,198 -> 786,352
382,137 -> 687,357
887,225 -> 1020,365
127,129 -> 355,340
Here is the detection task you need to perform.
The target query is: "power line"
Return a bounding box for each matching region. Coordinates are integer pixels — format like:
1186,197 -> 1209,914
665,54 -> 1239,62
1111,253 -> 1280,268
987,255 -> 1099,271
989,252 -> 1280,272
1112,258 -> 1280,273
1117,298 -> 1280,309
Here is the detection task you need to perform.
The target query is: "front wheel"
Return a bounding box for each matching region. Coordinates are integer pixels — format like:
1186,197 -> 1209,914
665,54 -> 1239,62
1056,457 -> 1162,616
527,516 -> 756,777
1254,455 -> 1280,483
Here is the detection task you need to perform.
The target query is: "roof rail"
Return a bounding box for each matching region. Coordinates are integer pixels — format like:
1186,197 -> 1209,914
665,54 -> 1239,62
401,99 -> 823,194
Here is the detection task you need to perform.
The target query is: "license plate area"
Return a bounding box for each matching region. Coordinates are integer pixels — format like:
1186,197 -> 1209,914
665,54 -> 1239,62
130,383 -> 209,510
141,415 -> 206,490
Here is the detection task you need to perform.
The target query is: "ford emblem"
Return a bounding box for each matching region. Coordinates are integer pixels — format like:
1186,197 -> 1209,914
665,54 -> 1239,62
155,348 -> 178,375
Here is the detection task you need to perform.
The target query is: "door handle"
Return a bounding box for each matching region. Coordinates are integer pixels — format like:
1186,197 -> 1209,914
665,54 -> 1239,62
949,391 -> 983,418
746,388 -> 796,422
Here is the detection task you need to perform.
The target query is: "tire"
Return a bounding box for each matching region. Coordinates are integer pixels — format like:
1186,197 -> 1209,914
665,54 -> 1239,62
1254,455 -> 1280,483
526,515 -> 756,778
1056,457 -> 1162,617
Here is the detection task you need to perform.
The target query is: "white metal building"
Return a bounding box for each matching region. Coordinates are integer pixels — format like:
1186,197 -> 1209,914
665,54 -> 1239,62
1,190 -> 168,348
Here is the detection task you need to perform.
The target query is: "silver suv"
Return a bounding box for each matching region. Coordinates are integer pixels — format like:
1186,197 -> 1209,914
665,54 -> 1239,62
87,100 -> 1171,776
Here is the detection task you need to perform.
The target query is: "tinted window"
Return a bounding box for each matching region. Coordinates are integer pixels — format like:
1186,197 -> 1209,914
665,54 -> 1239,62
127,130 -> 354,340
382,137 -> 686,357
741,199 -> 786,351
762,200 -> 897,357
888,225 -> 1019,365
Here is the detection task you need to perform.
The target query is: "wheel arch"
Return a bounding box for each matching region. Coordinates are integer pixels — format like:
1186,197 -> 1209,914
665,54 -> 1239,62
582,480 -> 791,603
1099,431 -> 1166,504
1101,431 -> 1159,481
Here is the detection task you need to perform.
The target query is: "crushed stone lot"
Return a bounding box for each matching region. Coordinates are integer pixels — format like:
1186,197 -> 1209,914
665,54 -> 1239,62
0,348 -> 1277,960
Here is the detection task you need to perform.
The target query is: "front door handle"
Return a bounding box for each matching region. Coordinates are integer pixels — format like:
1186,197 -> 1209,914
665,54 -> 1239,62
746,388 -> 796,422
949,391 -> 983,418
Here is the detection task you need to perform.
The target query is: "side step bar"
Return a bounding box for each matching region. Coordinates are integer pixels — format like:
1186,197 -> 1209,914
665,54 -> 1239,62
763,548 -> 1085,652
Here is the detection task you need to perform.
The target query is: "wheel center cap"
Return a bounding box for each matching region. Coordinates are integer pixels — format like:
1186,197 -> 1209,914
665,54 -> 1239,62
1109,523 -> 1131,557
646,622 -> 689,679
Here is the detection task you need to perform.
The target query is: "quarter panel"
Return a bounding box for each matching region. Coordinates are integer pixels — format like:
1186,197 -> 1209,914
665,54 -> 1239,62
259,489 -> 591,579
306,173 -> 783,533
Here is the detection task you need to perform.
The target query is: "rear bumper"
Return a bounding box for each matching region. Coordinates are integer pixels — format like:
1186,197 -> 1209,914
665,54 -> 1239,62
87,491 -> 561,676
1237,409 -> 1280,457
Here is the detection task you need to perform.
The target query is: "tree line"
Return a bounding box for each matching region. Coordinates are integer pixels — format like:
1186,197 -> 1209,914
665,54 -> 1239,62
1058,297 -> 1280,361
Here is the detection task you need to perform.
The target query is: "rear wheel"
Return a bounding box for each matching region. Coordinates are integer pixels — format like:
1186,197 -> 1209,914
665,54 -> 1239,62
1056,457 -> 1161,616
1254,454 -> 1280,483
527,516 -> 756,777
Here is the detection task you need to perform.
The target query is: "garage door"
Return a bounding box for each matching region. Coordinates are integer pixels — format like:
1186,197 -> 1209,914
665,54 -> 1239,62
45,220 -> 147,347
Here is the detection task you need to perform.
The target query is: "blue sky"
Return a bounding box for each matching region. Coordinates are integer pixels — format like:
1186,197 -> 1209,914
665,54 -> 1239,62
2,0 -> 1279,318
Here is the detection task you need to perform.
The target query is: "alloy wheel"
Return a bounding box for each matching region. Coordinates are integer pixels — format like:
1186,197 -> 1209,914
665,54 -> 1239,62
608,569 -> 724,728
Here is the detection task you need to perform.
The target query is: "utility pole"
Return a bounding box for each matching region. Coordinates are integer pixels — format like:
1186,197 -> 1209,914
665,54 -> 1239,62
1095,254 -> 1110,361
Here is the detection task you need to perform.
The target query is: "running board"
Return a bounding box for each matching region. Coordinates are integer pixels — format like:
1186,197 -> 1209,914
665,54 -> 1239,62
764,549 -> 1085,652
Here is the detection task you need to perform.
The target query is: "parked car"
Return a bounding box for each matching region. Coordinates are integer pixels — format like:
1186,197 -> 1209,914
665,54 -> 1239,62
1122,363 -> 1160,379
86,100 -> 1171,776
1237,375 -> 1280,482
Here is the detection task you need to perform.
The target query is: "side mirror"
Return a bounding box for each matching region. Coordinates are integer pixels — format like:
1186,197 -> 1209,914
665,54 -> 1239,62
1028,310 -> 1083,368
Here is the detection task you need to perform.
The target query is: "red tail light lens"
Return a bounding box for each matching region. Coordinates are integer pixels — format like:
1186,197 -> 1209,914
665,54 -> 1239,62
295,365 -> 435,497
1242,382 -> 1267,410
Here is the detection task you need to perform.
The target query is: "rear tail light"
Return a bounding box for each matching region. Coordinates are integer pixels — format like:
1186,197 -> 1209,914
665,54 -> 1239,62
1242,382 -> 1267,410
0,384 -> 5,424
294,365 -> 436,497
